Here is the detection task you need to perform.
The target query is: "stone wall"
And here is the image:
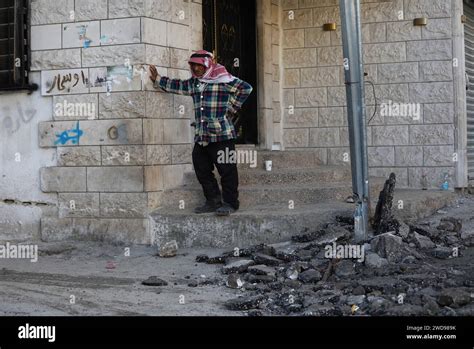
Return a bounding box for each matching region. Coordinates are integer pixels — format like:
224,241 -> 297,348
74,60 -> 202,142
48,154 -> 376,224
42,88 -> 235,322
281,0 -> 457,188
32,0 -> 202,244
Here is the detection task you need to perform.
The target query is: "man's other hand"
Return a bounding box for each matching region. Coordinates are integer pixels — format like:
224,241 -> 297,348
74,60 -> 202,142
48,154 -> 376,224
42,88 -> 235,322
149,65 -> 160,83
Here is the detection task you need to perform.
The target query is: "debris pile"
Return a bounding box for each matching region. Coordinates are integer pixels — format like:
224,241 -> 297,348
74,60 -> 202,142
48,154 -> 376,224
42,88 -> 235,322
195,214 -> 474,316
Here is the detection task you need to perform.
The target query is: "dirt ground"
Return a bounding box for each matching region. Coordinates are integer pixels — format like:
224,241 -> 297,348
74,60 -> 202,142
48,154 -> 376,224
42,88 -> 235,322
0,194 -> 473,316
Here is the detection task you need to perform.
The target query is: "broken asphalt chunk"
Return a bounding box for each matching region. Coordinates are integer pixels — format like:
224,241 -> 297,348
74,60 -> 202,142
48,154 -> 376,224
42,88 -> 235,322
222,259 -> 255,274
142,276 -> 168,286
224,295 -> 267,311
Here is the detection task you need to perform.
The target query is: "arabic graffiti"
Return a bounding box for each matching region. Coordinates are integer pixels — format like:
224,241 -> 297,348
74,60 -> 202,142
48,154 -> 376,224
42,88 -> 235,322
1,103 -> 37,135
54,121 -> 84,145
46,70 -> 89,94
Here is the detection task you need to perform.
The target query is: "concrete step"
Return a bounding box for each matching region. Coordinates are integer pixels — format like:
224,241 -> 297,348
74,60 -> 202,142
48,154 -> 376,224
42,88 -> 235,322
182,166 -> 353,186
159,177 -> 386,209
150,202 -> 354,248
149,189 -> 460,248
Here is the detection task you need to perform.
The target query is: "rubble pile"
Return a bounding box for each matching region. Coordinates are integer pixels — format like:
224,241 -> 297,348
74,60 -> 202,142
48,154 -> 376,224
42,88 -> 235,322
196,215 -> 474,316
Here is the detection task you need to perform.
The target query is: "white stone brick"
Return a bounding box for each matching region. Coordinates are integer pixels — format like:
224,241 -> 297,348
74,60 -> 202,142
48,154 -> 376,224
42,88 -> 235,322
318,46 -> 343,66
368,147 -> 395,167
101,18 -> 141,45
395,146 -> 423,166
423,145 -> 455,166
386,21 -> 421,42
31,25 -> 62,50
304,28 -> 330,47
283,29 -> 305,48
409,82 -> 453,103
377,63 -> 419,84
102,145 -> 146,166
167,23 -> 190,49
300,67 -> 340,87
53,94 -> 98,121
362,23 -> 386,43
407,40 -> 452,61
295,87 -> 327,107
319,107 -> 344,127
409,125 -> 454,145
163,119 -> 192,144
283,48 -> 317,68
423,103 -> 454,124
422,18 -> 452,40
31,0 -> 74,25
41,68 -> 90,96
372,126 -> 409,146
283,69 -> 300,88
145,45 -> 171,67
75,0 -> 108,21
283,128 -> 309,148
109,0 -> 146,18
405,0 -> 452,20
31,49 -> 81,71
62,21 -> 101,48
282,9 -> 313,29
327,86 -> 346,107
363,42 -> 406,64
360,0 -> 403,23
82,44 -> 146,67
283,108 -> 318,128
142,17 -> 168,46
312,7 -> 340,27
170,48 -> 191,70
419,61 -> 453,82
309,127 -> 340,147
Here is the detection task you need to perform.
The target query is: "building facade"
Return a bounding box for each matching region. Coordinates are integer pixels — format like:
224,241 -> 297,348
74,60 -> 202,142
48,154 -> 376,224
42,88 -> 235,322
0,0 -> 470,243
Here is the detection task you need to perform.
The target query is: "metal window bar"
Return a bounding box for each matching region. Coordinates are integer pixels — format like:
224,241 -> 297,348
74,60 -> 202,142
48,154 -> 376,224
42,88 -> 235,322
0,0 -> 36,92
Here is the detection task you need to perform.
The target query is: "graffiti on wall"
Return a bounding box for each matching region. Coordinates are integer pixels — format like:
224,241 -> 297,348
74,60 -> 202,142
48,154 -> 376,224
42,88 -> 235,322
1,103 -> 37,135
54,121 -> 84,145
46,70 -> 89,94
42,69 -> 90,96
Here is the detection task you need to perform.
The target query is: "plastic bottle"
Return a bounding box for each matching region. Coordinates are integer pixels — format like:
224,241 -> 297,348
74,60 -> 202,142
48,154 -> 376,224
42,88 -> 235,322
441,173 -> 449,191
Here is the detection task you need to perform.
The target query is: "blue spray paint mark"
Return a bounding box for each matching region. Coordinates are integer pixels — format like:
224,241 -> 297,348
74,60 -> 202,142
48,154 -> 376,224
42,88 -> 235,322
54,121 -> 84,145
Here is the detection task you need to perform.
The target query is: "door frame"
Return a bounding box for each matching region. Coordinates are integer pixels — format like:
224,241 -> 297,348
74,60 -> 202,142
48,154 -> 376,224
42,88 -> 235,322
196,0 -> 280,150
454,0 -> 469,188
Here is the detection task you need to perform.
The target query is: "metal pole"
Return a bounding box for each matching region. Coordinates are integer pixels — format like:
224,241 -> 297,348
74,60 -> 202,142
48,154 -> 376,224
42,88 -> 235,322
339,0 -> 370,242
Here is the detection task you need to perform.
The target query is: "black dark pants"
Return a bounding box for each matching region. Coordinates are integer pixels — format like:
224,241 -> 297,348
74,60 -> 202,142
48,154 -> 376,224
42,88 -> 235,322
192,139 -> 239,210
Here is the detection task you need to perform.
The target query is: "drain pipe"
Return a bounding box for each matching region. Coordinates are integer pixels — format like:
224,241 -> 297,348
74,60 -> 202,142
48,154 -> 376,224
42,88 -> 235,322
339,0 -> 370,242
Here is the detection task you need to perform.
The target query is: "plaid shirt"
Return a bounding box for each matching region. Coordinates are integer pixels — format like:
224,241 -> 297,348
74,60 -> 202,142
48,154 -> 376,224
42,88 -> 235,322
155,76 -> 253,143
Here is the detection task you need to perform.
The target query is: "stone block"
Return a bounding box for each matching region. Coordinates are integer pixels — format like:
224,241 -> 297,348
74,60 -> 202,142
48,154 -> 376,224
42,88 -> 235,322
40,167 -> 87,192
100,193 -> 148,218
101,145 -> 146,166
87,167 -> 144,192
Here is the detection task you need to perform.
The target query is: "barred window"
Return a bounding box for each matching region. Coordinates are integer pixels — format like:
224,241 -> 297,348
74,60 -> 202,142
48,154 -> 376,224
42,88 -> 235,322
0,0 -> 36,92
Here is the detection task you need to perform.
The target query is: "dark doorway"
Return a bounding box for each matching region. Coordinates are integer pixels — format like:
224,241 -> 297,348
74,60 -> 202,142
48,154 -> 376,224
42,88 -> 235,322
202,0 -> 258,145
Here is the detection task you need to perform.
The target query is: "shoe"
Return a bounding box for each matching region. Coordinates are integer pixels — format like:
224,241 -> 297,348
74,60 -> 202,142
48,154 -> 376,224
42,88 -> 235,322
194,199 -> 222,214
215,202 -> 237,216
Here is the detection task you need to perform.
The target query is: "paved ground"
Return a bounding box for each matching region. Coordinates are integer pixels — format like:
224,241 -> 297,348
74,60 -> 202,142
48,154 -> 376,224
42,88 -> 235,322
0,243 -> 238,316
0,193 -> 473,316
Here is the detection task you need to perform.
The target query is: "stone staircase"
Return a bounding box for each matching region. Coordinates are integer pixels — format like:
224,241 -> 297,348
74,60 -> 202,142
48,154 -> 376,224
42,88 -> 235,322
149,149 -> 387,248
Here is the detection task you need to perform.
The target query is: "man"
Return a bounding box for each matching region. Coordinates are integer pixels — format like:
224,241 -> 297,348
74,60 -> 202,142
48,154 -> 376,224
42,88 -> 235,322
149,50 -> 253,216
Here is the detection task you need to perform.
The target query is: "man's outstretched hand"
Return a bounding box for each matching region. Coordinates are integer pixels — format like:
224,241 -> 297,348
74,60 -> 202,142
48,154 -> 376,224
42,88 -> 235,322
149,65 -> 160,83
